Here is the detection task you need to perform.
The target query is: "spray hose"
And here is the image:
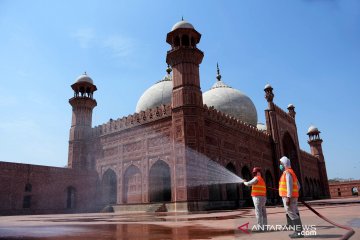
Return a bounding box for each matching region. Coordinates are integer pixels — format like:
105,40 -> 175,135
266,186 -> 355,240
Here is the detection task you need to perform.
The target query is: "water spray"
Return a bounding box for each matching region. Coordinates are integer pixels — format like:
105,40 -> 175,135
186,150 -> 355,240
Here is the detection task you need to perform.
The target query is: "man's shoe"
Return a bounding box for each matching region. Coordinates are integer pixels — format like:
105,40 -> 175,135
289,231 -> 304,238
289,218 -> 304,238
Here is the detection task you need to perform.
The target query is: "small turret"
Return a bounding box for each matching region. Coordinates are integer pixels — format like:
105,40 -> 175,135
307,125 -> 330,197
287,104 -> 296,118
307,125 -> 322,156
264,84 -> 274,110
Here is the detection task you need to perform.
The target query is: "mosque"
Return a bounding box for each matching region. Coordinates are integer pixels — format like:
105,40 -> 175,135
0,20 -> 330,214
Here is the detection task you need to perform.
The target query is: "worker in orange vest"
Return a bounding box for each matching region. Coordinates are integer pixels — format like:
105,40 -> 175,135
243,167 -> 267,230
279,156 -> 303,238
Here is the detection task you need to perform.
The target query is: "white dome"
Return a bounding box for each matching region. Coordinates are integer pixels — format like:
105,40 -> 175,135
264,83 -> 272,90
136,74 -> 172,112
203,80 -> 258,126
171,20 -> 194,31
257,123 -> 267,131
308,125 -> 319,134
288,103 -> 295,108
76,73 -> 93,84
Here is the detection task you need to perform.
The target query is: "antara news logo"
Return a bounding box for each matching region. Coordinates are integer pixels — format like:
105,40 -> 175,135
236,222 -> 317,237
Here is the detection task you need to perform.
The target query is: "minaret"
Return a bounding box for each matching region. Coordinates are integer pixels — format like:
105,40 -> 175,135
166,19 -> 205,206
307,125 -> 330,197
68,73 -> 97,169
166,19 -> 204,108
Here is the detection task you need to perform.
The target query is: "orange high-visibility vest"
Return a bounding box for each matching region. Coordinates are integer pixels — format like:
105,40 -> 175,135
278,168 -> 299,197
251,176 -> 266,197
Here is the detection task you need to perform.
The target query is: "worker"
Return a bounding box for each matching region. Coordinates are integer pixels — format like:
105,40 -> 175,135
243,167 -> 267,231
279,156 -> 303,238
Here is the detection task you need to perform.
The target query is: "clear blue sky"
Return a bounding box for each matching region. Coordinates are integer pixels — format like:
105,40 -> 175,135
0,0 -> 359,179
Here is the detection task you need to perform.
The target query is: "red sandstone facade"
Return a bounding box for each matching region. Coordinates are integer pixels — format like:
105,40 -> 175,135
0,22 -> 331,215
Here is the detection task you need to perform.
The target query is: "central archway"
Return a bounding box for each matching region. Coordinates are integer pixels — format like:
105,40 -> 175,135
282,132 -> 302,186
123,165 -> 142,204
226,163 -> 238,201
102,169 -> 117,205
149,160 -> 171,202
241,166 -> 252,206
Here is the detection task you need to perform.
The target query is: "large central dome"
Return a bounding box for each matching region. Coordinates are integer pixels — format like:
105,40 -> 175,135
203,66 -> 258,126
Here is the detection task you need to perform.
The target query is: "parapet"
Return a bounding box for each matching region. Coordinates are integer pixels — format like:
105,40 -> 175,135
203,104 -> 270,140
91,104 -> 172,137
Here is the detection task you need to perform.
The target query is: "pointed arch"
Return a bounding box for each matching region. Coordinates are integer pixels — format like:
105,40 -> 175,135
225,162 -> 238,201
282,132 -> 302,185
305,177 -> 310,197
149,160 -> 171,202
241,166 -> 252,206
310,178 -> 315,198
123,165 -> 142,203
265,170 -> 274,200
208,160 -> 222,201
102,168 -> 117,205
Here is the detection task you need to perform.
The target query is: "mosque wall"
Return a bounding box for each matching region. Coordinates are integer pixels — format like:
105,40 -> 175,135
91,107 -> 173,205
300,151 -> 324,198
201,106 -> 277,206
329,180 -> 360,198
0,161 -> 99,215
203,107 -> 273,179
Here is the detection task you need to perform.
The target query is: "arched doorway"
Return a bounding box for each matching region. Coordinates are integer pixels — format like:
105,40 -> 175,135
305,178 -> 310,197
314,180 -> 319,199
102,169 -> 117,205
310,179 -> 315,199
241,166 -> 252,206
265,170 -> 274,203
149,160 -> 171,202
123,165 -> 142,204
226,163 -> 239,201
209,184 -> 222,201
282,132 -> 302,190
66,186 -> 76,209
208,161 -> 222,201
318,180 -> 323,197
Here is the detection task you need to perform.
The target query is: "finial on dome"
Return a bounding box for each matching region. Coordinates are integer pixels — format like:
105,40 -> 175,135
166,64 -> 172,74
84,71 -> 87,75
216,62 -> 222,81
182,16 -> 184,21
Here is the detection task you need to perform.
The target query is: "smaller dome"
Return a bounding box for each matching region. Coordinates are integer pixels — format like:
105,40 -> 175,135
171,20 -> 194,31
257,123 -> 267,131
203,64 -> 258,126
287,104 -> 295,108
135,67 -> 173,113
308,125 -> 319,134
264,83 -> 272,90
76,72 -> 93,84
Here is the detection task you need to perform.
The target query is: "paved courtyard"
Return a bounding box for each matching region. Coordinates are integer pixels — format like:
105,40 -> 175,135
0,198 -> 358,240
